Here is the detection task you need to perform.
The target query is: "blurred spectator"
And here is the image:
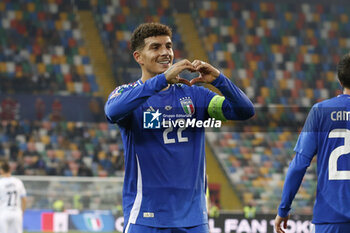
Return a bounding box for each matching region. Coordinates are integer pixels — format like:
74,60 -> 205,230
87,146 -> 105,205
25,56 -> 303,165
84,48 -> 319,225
9,143 -> 19,161
97,151 -> 114,175
35,97 -> 46,121
0,97 -> 20,121
73,194 -> 83,210
244,201 -> 257,219
110,154 -> 124,172
112,203 -> 123,217
50,98 -> 63,121
53,199 -> 64,212
89,98 -> 103,122
208,201 -> 220,218
78,162 -> 93,176
14,159 -> 25,175
81,192 -> 91,210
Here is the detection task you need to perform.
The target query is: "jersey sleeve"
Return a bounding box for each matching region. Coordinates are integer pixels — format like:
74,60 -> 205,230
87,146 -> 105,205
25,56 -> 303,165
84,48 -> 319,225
294,104 -> 319,159
104,74 -> 168,124
207,73 -> 255,121
278,152 -> 313,217
19,179 -> 27,197
278,105 -> 319,217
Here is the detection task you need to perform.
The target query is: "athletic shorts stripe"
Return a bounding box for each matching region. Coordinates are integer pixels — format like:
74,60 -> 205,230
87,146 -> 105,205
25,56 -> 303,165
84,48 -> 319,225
125,154 -> 143,233
125,223 -> 209,233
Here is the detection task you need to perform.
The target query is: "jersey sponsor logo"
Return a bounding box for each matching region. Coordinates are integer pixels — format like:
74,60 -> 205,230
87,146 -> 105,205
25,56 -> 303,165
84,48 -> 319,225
165,105 -> 172,111
143,212 -> 154,218
180,97 -> 195,115
143,110 -> 162,129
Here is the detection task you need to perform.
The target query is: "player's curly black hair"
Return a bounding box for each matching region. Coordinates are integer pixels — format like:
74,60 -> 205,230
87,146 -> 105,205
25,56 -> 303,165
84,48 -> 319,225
337,53 -> 350,89
130,22 -> 172,52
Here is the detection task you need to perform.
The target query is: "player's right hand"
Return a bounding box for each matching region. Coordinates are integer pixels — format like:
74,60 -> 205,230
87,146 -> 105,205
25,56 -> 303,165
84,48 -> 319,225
164,59 -> 196,85
274,214 -> 289,233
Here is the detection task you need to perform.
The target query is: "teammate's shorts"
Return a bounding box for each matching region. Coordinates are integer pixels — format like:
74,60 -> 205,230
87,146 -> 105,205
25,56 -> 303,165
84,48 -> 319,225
0,210 -> 23,233
124,223 -> 209,233
313,222 -> 350,233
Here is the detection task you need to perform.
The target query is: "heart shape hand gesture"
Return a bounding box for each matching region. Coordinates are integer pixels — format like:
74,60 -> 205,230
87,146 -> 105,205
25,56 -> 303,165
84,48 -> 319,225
164,59 -> 220,86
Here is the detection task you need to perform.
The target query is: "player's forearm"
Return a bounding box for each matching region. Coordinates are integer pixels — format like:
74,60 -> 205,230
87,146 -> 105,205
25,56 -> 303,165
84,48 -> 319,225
21,197 -> 26,212
278,152 -> 311,217
105,74 -> 168,123
211,73 -> 255,120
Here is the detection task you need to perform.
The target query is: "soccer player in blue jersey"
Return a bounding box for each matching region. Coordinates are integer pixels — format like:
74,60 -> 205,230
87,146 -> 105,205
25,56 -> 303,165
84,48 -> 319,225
275,53 -> 350,233
105,22 -> 254,233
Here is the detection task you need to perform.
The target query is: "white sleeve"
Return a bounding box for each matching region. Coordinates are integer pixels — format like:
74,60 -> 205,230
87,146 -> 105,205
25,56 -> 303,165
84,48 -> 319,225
18,179 -> 26,197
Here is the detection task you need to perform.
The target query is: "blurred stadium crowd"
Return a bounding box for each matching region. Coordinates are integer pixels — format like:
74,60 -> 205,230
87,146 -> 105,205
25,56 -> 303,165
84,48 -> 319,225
1,0 -> 349,213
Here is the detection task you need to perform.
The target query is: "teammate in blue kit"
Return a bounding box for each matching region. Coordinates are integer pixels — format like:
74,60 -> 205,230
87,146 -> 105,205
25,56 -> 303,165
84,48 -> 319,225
275,53 -> 350,233
105,22 -> 254,233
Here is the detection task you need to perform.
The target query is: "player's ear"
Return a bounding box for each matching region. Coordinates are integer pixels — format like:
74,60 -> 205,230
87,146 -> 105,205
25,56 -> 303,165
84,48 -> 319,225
133,50 -> 144,65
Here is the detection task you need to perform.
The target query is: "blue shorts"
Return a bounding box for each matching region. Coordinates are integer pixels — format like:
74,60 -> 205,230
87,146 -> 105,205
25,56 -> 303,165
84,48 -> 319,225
124,223 -> 209,233
314,222 -> 350,233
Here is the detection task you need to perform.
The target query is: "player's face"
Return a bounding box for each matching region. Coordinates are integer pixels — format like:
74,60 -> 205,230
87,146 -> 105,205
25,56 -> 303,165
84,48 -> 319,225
136,35 -> 174,77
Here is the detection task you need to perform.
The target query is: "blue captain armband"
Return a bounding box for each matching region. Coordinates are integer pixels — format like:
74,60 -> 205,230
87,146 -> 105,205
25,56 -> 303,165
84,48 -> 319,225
208,95 -> 227,121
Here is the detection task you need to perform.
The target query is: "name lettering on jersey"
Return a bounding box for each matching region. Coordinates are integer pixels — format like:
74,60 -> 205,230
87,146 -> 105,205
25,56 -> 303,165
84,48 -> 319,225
5,183 -> 14,188
331,111 -> 350,121
180,97 -> 195,115
143,212 -> 154,218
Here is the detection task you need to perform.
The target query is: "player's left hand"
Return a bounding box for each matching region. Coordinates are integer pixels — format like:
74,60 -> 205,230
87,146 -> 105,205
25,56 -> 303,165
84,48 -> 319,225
274,214 -> 289,233
190,60 -> 220,85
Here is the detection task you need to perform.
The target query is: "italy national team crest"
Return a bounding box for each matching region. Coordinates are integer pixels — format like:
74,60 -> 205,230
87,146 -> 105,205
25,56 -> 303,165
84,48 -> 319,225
180,97 -> 195,115
84,214 -> 103,231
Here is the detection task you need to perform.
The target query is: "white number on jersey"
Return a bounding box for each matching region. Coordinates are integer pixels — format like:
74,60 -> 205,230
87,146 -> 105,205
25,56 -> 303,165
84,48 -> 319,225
163,127 -> 176,144
328,128 -> 350,180
163,119 -> 188,144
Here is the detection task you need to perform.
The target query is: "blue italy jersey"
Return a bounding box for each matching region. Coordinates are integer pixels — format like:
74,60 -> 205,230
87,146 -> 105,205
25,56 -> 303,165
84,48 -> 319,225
105,73 -> 254,228
294,94 -> 350,223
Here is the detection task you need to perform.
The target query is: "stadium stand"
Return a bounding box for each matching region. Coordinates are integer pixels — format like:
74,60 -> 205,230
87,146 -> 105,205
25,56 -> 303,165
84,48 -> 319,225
0,0 -> 98,95
191,0 -> 350,213
192,0 -> 346,106
0,0 -> 124,178
206,128 -> 316,214
0,120 -> 124,177
90,0 -> 188,83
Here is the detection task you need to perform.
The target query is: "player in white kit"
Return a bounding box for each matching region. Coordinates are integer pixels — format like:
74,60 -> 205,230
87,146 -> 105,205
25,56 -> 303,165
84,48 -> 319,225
0,160 -> 27,233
